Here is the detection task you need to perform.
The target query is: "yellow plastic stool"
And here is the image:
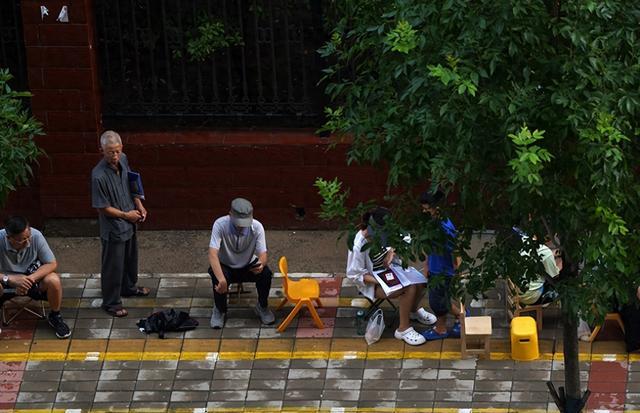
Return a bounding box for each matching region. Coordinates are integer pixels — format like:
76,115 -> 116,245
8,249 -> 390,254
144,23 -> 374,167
510,316 -> 539,361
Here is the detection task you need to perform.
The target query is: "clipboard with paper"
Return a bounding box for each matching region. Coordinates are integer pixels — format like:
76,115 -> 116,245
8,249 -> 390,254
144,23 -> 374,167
372,264 -> 428,296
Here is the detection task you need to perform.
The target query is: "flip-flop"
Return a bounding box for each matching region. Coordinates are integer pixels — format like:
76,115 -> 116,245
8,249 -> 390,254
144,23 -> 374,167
122,286 -> 150,297
105,307 -> 128,318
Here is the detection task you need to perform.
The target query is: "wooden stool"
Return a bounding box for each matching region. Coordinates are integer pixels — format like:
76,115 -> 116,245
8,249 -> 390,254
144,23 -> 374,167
511,316 -> 539,361
460,303 -> 492,359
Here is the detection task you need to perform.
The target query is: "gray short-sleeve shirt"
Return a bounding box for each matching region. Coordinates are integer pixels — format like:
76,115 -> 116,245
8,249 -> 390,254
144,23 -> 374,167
0,228 -> 55,274
91,153 -> 137,242
209,216 -> 267,268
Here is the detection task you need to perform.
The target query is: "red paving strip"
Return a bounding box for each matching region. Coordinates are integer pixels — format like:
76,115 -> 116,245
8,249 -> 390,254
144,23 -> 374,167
296,317 -> 335,338
318,277 -> 342,297
0,361 -> 24,410
587,360 -> 627,411
0,319 -> 36,340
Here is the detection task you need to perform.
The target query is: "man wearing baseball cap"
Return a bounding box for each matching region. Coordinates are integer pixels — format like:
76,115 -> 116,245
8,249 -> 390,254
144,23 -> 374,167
207,198 -> 274,328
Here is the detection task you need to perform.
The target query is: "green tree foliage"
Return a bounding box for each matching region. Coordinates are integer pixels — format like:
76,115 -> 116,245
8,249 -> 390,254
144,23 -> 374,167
173,17 -> 243,62
318,1 -> 640,408
0,69 -> 43,207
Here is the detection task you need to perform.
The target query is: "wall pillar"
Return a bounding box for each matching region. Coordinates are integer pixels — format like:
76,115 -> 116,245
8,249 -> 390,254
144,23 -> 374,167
21,0 -> 102,220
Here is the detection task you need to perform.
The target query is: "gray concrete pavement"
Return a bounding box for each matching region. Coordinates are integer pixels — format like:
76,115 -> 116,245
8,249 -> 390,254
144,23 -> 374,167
48,230 -> 347,274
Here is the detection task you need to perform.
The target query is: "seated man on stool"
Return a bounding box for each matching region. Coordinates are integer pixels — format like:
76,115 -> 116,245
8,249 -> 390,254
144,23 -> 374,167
0,216 -> 71,339
207,198 -> 275,328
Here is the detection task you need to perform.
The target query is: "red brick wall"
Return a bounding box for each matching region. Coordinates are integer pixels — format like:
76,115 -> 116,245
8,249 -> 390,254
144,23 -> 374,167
3,0 -> 102,226
121,130 -> 388,229
2,1 -> 389,230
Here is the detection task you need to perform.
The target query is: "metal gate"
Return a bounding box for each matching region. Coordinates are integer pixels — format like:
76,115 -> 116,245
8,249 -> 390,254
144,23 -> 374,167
95,0 -> 327,127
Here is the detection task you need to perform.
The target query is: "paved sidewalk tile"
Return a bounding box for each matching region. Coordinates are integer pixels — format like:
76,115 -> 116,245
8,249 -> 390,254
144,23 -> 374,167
1,272 -> 635,412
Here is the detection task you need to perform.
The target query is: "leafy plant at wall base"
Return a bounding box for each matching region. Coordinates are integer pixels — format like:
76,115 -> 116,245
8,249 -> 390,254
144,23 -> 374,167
0,69 -> 44,207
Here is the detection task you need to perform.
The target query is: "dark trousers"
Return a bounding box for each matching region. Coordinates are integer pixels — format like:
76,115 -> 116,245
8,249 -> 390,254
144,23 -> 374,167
101,234 -> 138,310
208,264 -> 273,313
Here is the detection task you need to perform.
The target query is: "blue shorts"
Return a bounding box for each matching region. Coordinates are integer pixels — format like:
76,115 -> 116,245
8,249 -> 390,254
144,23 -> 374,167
428,274 -> 451,317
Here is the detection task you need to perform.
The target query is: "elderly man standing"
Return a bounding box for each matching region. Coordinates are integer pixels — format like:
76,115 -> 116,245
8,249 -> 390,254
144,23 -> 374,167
91,130 -> 150,318
208,198 -> 275,328
0,216 -> 71,338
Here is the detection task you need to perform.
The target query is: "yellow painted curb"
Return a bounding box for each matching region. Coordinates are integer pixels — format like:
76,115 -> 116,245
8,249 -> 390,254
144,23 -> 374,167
0,352 -> 27,362
6,408 -> 637,413
0,349 -> 633,363
141,351 -> 180,360
103,351 -> 141,361
218,351 -> 255,360
329,350 -> 366,359
367,350 -> 403,359
291,350 -> 330,359
27,351 -> 66,361
255,351 -> 292,359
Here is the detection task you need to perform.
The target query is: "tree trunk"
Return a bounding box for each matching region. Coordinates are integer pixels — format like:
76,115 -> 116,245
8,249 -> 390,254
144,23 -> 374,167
562,302 -> 583,412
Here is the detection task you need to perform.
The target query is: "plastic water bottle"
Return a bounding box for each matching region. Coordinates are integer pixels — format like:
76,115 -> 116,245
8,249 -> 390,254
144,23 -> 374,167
356,309 -> 366,335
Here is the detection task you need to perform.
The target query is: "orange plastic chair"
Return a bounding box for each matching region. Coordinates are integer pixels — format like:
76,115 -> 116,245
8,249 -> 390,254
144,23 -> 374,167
276,256 -> 324,332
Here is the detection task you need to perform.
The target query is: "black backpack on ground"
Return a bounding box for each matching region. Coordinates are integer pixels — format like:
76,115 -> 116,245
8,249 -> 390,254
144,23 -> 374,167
137,308 -> 198,339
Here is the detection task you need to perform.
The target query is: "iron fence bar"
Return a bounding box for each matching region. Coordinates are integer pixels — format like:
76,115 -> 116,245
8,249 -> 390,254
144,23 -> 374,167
207,0 -> 219,104
267,0 -> 278,103
160,0 -> 174,99
114,1 -> 127,93
145,0 -> 158,109
100,4 -> 112,86
299,7 -> 309,106
252,0 -> 263,103
129,0 -> 143,102
223,0 -> 235,104
238,0 -> 249,104
192,1 -> 204,106
283,7 -> 294,104
176,2 -> 189,104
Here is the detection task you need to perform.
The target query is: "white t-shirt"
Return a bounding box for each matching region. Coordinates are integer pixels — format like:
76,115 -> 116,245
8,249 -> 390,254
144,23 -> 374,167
346,230 -> 376,300
520,244 -> 560,305
209,216 -> 267,269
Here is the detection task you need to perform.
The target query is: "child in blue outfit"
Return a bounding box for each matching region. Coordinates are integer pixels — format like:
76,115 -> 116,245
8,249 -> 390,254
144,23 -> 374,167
420,190 -> 464,340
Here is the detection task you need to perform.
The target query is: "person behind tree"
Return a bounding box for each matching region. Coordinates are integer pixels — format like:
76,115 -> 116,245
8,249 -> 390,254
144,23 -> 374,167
346,207 -> 436,346
420,190 -> 464,341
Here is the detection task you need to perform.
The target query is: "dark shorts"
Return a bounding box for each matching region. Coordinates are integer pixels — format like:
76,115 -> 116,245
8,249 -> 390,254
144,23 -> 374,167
428,274 -> 452,317
2,259 -> 47,301
2,280 -> 46,301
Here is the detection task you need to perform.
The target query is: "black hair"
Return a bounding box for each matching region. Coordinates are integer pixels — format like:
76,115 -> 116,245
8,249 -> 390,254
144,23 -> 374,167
4,216 -> 29,236
369,207 -> 390,226
359,207 -> 391,230
419,189 -> 444,206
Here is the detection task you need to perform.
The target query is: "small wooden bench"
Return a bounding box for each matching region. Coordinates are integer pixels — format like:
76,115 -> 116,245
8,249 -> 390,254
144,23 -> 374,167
460,302 -> 492,359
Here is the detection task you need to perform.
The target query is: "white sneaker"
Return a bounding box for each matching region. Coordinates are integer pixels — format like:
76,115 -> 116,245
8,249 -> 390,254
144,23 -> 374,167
410,308 -> 437,325
394,327 -> 426,346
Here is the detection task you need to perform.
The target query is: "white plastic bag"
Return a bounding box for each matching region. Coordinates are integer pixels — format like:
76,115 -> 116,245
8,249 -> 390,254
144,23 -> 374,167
365,308 -> 385,345
577,318 -> 592,342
